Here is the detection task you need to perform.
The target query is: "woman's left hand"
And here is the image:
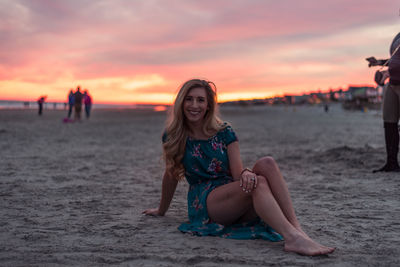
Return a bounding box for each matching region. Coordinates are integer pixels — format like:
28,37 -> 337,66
240,170 -> 257,193
142,208 -> 164,216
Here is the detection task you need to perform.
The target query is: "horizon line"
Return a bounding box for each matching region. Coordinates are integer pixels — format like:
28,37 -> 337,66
0,83 -> 376,106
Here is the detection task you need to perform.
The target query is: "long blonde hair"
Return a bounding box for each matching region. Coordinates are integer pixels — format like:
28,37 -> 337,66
163,79 -> 227,181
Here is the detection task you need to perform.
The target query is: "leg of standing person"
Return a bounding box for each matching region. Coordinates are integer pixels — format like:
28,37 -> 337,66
77,106 -> 81,120
75,104 -> 81,121
68,104 -> 72,118
85,105 -> 90,118
374,84 -> 400,172
74,105 -> 77,120
207,159 -> 335,256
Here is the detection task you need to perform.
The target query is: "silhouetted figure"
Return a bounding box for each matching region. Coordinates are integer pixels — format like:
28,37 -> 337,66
74,86 -> 83,121
68,89 -> 74,118
83,89 -> 92,119
367,32 -> 400,172
37,96 -> 46,116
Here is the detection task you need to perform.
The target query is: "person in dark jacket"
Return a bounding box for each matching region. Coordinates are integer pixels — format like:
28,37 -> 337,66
73,86 -> 83,121
367,32 -> 400,172
83,89 -> 92,119
67,89 -> 75,119
37,96 -> 46,116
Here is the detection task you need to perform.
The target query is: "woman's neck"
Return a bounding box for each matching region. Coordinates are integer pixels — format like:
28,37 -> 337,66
187,121 -> 209,140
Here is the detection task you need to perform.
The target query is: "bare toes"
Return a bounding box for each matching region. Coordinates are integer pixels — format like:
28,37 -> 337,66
284,235 -> 335,256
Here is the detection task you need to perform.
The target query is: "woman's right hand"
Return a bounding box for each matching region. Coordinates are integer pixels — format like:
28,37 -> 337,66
240,170 -> 258,193
142,208 -> 164,216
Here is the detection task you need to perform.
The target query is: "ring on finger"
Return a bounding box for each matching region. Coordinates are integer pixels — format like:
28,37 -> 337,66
250,176 -> 256,181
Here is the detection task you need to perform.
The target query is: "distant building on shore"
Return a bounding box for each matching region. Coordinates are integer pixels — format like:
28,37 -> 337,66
221,85 -> 382,111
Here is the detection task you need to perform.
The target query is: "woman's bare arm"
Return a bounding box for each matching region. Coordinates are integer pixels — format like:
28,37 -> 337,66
227,141 -> 258,193
227,141 -> 244,181
143,171 -> 178,216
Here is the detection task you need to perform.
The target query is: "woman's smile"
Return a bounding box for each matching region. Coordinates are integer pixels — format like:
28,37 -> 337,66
183,87 -> 208,124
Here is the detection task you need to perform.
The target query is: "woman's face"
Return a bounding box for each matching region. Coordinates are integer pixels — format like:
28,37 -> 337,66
183,87 -> 208,125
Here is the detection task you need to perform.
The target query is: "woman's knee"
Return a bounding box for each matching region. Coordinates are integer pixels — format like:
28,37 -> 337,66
253,175 -> 272,194
253,156 -> 277,172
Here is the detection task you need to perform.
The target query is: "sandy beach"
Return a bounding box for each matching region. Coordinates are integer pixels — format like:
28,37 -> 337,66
1,105 -> 399,266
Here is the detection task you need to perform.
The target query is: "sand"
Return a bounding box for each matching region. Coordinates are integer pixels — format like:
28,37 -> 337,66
0,105 -> 399,266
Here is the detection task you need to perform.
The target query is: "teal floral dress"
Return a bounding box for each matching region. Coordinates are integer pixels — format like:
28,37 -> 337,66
165,125 -> 282,241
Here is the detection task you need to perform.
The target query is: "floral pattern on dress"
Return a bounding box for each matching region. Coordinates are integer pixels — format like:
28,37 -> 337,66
191,143 -> 203,158
191,195 -> 203,211
211,136 -> 224,154
207,158 -> 222,175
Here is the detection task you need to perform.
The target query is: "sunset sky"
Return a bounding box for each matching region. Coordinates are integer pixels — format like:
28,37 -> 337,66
0,0 -> 399,104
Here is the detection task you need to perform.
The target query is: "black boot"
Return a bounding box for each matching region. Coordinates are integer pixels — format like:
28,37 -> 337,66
373,122 -> 400,173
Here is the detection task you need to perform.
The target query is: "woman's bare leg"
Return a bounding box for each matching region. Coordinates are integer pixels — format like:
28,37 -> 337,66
206,180 -> 254,225
235,206 -> 258,224
207,178 -> 335,256
252,157 -> 303,233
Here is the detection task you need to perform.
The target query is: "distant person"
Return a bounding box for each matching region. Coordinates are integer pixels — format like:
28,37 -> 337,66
67,89 -> 75,119
73,86 -> 83,121
37,96 -> 46,116
83,89 -> 92,119
367,32 -> 400,172
324,103 -> 329,113
143,79 -> 335,256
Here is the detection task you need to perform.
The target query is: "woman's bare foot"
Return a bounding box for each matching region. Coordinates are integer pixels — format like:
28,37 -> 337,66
284,233 -> 335,256
293,225 -> 310,240
290,222 -> 314,241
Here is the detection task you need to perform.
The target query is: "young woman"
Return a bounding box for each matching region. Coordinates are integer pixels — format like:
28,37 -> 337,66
143,79 -> 335,256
